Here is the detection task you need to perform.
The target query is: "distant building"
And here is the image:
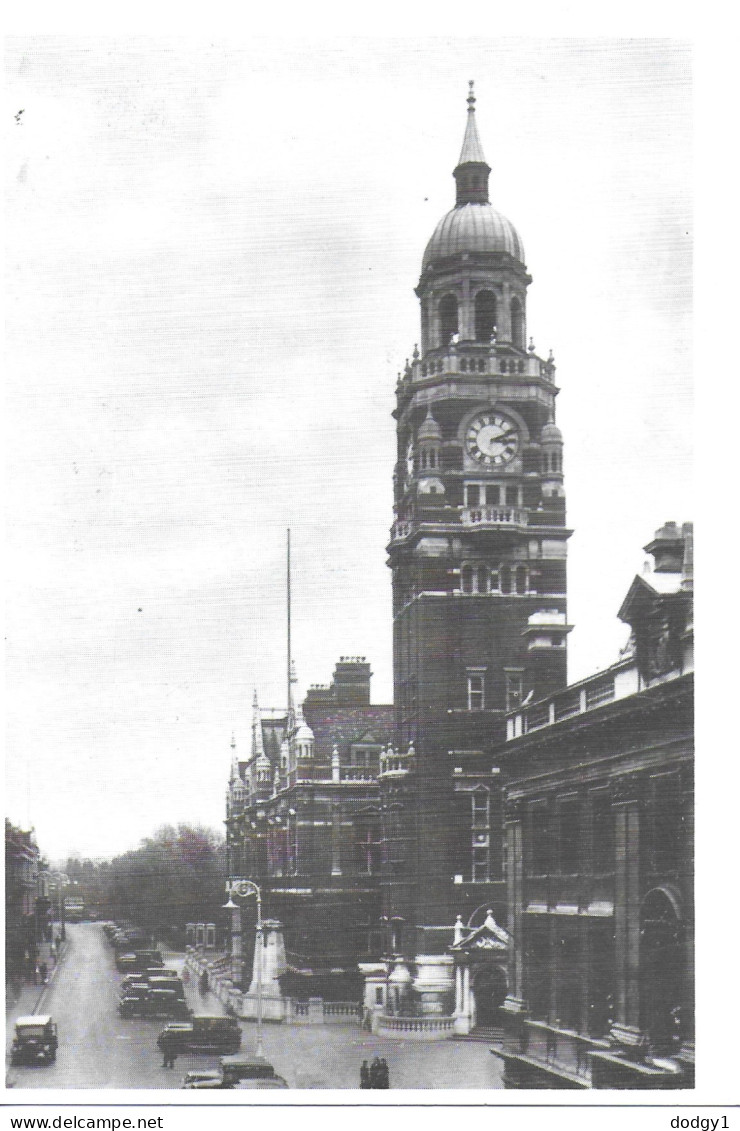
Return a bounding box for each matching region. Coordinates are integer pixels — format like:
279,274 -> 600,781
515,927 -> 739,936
5,820 -> 44,987
493,521 -> 693,1088
225,658 -> 393,998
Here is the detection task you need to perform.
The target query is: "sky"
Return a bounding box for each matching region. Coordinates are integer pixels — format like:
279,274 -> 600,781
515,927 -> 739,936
4,37 -> 692,861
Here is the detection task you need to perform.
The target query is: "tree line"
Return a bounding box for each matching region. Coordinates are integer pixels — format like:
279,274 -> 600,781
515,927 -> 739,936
63,824 -> 227,945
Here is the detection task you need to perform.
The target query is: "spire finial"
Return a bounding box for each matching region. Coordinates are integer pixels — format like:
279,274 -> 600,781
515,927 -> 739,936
454,82 -> 490,204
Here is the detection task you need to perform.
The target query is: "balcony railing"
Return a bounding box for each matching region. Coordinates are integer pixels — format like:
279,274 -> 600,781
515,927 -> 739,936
507,671 -> 620,740
462,506 -> 528,527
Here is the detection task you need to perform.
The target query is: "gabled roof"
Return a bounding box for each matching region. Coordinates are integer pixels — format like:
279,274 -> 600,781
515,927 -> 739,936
450,910 -> 510,954
618,571 -> 686,624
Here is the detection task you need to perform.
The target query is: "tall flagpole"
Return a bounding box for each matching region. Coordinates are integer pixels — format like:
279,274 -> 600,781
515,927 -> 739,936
286,528 -> 292,718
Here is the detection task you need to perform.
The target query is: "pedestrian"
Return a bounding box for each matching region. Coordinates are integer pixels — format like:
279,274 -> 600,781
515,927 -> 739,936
199,970 -> 209,995
39,961 -> 48,985
378,1057 -> 390,1089
360,1060 -> 371,1089
160,1038 -> 176,1069
369,1056 -> 382,1089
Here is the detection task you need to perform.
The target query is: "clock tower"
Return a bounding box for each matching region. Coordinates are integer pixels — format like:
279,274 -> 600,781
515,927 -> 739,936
381,84 -> 572,948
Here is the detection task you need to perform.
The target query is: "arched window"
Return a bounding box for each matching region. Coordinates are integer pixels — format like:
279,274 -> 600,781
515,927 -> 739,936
475,290 -> 497,341
439,294 -> 458,346
511,296 -> 525,349
500,566 -> 511,595
516,565 -> 528,594
461,565 -> 474,594
477,566 -> 489,594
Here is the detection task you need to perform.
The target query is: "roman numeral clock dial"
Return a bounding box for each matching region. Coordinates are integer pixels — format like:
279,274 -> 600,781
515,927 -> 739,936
465,412 -> 520,466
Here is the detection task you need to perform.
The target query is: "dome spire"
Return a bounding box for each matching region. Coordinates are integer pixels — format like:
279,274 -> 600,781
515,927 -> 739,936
454,81 -> 491,206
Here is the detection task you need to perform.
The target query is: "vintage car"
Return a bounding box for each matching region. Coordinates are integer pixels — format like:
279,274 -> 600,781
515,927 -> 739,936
182,1055 -> 288,1089
116,950 -> 164,972
10,1016 -> 58,1066
158,1014 -> 241,1055
120,969 -> 178,993
119,990 -> 190,1020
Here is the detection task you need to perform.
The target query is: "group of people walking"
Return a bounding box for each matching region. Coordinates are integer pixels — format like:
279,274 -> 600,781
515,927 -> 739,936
360,1057 -> 389,1089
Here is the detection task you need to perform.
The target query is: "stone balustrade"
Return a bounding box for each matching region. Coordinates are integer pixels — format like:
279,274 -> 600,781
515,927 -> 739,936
376,1013 -> 456,1039
462,506 -> 528,527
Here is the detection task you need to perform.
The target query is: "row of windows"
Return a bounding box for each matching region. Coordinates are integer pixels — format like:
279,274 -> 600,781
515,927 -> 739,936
467,670 -> 523,712
465,483 -> 520,507
418,449 -> 439,469
461,563 -> 530,595
439,290 -> 525,349
525,779 -> 684,878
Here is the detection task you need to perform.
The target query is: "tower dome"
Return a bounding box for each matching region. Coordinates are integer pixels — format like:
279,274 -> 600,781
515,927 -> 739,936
423,206 -> 525,270
422,82 -> 525,270
541,420 -> 563,443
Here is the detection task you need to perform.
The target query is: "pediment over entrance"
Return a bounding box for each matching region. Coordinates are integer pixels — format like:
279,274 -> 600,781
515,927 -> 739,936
450,910 -> 510,953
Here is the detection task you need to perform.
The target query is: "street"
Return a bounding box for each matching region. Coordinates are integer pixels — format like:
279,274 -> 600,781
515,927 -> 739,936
7,923 -> 503,1090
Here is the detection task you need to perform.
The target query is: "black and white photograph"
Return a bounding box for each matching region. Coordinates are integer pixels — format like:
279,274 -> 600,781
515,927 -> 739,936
4,28 -> 715,1115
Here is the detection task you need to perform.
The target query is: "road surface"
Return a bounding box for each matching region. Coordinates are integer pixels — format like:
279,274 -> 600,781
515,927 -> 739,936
7,923 -> 503,1090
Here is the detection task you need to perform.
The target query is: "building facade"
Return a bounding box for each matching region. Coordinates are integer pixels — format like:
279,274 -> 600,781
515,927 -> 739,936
494,521 -> 694,1088
225,658 -> 393,999
5,820 -> 46,991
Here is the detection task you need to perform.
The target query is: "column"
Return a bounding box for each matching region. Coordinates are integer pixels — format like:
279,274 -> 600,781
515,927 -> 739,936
463,965 -> 471,1023
230,904 -> 242,988
331,804 -> 342,876
498,281 -> 512,343
611,784 -> 643,1046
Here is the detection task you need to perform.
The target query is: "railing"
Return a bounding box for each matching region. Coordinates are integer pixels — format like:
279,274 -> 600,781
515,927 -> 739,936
413,349 -> 552,383
341,769 -> 376,782
585,679 -> 615,708
525,703 -> 551,732
508,668 -> 624,741
376,1013 -> 456,1038
391,520 -> 413,541
553,692 -> 581,722
378,755 -> 411,778
523,1020 -> 600,1083
323,1001 -> 362,1020
462,507 -> 528,527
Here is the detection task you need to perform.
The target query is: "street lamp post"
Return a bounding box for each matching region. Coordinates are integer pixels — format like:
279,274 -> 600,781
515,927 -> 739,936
224,877 -> 264,1059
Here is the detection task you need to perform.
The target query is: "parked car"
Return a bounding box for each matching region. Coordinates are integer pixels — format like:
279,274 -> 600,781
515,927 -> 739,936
119,981 -> 150,1001
120,969 -> 178,991
120,990 -> 190,1020
157,1015 -> 241,1056
10,1016 -> 58,1066
116,950 -> 164,972
182,1055 -> 288,1089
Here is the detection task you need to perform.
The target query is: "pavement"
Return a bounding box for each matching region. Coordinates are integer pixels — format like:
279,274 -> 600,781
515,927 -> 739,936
5,931 -> 69,1088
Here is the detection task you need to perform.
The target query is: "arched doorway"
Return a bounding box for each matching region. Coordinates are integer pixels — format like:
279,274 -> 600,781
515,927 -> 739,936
640,887 -> 683,1053
472,964 -> 508,1029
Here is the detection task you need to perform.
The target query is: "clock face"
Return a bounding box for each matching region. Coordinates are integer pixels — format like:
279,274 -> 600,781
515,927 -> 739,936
465,412 -> 520,466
